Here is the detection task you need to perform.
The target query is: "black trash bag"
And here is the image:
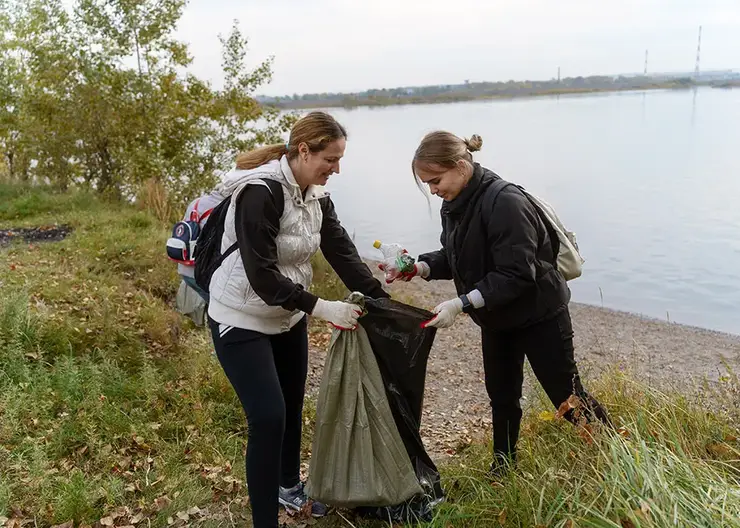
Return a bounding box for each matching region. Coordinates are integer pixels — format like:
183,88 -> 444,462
353,296 -> 445,523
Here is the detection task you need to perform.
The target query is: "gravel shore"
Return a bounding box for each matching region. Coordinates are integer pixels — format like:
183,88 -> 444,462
306,271 -> 740,459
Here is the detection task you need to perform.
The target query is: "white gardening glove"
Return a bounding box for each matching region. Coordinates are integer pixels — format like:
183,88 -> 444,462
422,297 -> 464,329
311,298 -> 363,330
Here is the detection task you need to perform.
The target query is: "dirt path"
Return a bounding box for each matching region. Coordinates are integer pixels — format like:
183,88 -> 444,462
306,269 -> 740,460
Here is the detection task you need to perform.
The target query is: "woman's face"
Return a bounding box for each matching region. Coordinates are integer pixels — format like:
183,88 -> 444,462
295,138 -> 346,188
415,161 -> 470,201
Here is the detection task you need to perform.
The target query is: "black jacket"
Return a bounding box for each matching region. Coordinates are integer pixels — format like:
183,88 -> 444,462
418,164 -> 569,332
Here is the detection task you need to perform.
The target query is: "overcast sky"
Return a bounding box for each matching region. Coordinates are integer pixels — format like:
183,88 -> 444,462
174,0 -> 740,96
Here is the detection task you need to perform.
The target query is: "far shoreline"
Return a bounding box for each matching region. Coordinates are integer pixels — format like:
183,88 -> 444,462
262,81 -> 737,111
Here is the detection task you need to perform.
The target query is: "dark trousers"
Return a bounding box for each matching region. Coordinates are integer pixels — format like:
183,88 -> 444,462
482,308 -> 609,462
209,317 -> 308,528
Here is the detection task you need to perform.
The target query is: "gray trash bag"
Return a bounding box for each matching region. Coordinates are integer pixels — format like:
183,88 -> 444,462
305,293 -> 423,508
175,279 -> 207,327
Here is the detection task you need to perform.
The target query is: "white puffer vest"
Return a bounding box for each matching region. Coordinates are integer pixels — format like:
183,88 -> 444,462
207,156 -> 327,334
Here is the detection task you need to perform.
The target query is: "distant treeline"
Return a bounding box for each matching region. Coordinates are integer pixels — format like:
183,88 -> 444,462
259,75 -> 705,109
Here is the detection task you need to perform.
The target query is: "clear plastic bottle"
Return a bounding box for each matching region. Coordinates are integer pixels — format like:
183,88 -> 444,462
373,240 -> 416,282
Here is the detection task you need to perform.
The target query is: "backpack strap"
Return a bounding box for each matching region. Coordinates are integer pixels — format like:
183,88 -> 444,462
213,179 -> 284,272
479,178 -> 515,214
189,198 -> 200,222
199,207 -> 213,223
515,185 -> 561,267
479,178 -> 560,267
263,179 -> 286,217
190,197 -> 217,224
215,242 -> 239,270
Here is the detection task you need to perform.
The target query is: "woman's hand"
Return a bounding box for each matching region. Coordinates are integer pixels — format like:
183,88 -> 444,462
378,261 -> 430,284
312,299 -> 363,330
421,298 -> 464,329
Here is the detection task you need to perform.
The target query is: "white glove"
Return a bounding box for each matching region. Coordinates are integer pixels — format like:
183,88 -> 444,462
311,299 -> 362,330
422,297 -> 463,329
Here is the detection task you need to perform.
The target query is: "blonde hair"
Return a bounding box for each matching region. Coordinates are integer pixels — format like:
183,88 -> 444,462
412,131 -> 482,175
411,131 -> 482,197
235,111 -> 348,170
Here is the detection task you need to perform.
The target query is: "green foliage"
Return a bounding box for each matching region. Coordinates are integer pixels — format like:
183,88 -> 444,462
0,1 -> 295,207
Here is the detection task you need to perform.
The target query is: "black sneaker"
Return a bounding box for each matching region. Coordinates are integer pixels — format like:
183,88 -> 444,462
488,453 -> 515,481
278,482 -> 328,518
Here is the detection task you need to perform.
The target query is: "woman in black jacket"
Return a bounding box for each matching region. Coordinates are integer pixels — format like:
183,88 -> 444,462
385,131 -> 609,472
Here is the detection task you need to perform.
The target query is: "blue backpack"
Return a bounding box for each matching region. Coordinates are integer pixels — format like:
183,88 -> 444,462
166,198 -> 214,266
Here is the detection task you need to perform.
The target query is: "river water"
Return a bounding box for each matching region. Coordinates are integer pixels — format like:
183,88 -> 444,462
317,88 -> 740,335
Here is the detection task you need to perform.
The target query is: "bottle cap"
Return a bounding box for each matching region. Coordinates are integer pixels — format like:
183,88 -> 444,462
372,240 -> 382,249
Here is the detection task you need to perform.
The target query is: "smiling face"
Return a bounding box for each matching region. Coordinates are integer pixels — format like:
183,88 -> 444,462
414,160 -> 471,201
295,138 -> 346,188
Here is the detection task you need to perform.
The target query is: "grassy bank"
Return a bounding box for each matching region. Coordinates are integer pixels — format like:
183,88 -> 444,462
1,183 -> 739,527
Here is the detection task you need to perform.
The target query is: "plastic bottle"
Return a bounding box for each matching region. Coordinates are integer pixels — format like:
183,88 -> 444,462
373,240 -> 416,282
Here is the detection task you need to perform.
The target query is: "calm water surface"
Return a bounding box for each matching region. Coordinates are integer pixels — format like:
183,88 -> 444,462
319,88 -> 740,335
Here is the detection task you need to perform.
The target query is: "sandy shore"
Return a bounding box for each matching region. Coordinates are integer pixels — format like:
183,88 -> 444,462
306,271 -> 740,459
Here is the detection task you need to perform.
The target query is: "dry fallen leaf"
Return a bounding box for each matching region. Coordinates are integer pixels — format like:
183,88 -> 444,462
620,519 -> 636,528
277,502 -> 316,527
153,495 -> 172,512
50,522 -> 73,528
100,517 -> 114,527
578,424 -> 595,445
706,442 -> 734,458
278,509 -> 295,526
110,507 -> 129,520
498,509 -> 507,525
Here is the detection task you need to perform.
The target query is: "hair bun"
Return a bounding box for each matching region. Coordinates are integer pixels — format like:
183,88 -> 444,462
465,134 -> 483,152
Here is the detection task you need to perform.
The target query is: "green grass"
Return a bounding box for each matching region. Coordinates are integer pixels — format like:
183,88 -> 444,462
1,183 -> 739,527
430,373 -> 740,527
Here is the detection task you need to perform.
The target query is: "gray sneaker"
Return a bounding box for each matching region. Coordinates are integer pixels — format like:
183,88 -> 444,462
278,481 -> 328,518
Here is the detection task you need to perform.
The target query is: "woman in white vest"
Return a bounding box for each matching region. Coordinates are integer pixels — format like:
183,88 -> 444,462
208,112 -> 389,527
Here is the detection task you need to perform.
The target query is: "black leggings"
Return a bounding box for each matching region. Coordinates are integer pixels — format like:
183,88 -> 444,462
482,308 -> 609,461
209,316 -> 308,528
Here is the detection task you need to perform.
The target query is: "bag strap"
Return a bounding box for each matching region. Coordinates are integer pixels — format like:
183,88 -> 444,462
214,242 -> 239,270
516,185 -> 561,267
263,179 -> 285,217
189,198 -> 201,222
211,180 -> 282,270
477,178 -> 515,220
199,207 -> 214,223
